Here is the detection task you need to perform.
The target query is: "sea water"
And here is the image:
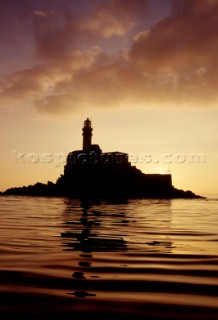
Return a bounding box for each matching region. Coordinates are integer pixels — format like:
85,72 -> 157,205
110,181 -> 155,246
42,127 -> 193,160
0,195 -> 218,319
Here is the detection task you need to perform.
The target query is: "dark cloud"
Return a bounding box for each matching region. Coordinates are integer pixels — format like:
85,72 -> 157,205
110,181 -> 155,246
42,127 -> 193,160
1,0 -> 218,114
129,0 -> 218,105
31,0 -> 148,60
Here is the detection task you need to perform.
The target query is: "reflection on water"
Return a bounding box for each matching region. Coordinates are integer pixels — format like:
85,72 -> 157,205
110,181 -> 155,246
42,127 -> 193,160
61,198 -> 173,254
61,199 -> 127,252
0,196 -> 218,319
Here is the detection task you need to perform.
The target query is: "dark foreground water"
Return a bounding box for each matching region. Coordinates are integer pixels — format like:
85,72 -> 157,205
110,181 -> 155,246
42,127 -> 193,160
0,195 -> 218,319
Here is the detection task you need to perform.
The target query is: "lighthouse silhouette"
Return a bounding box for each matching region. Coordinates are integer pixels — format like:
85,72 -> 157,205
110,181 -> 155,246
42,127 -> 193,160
82,118 -> 93,152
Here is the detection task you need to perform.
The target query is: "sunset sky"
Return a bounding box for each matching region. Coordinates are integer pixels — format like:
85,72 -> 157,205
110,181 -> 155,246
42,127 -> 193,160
0,0 -> 218,196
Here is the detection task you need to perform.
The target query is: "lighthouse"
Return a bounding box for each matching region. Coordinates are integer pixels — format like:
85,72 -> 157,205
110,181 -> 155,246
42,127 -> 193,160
82,118 -> 93,152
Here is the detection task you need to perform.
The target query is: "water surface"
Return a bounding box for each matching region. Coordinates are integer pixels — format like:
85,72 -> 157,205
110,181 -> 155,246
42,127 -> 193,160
0,196 -> 218,319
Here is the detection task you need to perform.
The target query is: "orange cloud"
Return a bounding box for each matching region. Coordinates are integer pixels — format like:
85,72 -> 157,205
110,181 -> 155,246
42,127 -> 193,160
1,0 -> 218,114
129,0 -> 218,105
77,0 -> 148,38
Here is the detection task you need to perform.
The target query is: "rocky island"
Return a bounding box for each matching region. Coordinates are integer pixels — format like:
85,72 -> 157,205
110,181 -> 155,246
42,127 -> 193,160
3,118 -> 202,199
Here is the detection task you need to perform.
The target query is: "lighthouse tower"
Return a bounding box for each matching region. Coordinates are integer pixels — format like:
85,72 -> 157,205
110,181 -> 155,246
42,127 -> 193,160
82,118 -> 93,152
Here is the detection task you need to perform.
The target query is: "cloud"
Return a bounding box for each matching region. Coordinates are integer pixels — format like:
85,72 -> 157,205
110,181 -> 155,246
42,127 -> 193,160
31,0 -> 148,60
1,0 -> 218,114
0,48 -> 106,108
129,0 -> 218,105
77,0 -> 148,38
33,10 -> 48,17
0,0 -> 148,112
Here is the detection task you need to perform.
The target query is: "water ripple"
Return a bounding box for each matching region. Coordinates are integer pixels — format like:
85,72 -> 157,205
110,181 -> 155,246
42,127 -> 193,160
0,196 -> 218,319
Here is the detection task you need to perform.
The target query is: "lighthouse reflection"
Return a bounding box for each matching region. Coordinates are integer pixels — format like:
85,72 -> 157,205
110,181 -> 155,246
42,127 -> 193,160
61,198 -> 127,252
61,198 -> 174,254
